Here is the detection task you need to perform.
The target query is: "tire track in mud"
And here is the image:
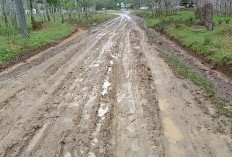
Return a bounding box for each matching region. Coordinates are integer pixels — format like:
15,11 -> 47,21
83,19 -> 132,156
114,21 -> 163,156
0,17 -> 121,106
130,29 -> 163,156
52,16 -> 130,157
0,17 -> 125,157
0,30 -> 109,135
1,16 -> 127,156
56,21 -> 125,157
0,16 -> 123,117
0,18 -> 121,119
86,43 -> 120,157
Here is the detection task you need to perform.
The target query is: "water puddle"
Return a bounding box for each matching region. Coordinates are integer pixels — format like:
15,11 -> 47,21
163,117 -> 184,156
91,31 -> 116,68
91,103 -> 110,147
98,104 -> 109,118
69,102 -> 79,107
80,95 -> 97,128
88,152 -> 96,157
169,144 -> 185,157
163,118 -> 183,143
64,152 -> 71,157
101,81 -> 111,96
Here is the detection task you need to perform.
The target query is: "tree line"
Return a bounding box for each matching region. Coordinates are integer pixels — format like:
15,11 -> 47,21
0,0 -> 101,37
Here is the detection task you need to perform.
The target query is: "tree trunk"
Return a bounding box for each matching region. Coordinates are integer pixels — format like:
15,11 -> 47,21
105,4 -> 107,14
15,0 -> 28,37
29,0 -> 36,30
44,2 -> 51,22
203,2 -> 213,30
194,0 -> 202,19
84,8 -> 88,20
53,6 -> 56,22
69,12 -> 71,21
194,0 -> 214,30
61,14 -> 64,23
11,13 -> 18,29
2,0 -> 8,24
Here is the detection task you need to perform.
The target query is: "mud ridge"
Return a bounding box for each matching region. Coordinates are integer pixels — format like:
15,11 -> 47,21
130,28 -> 164,156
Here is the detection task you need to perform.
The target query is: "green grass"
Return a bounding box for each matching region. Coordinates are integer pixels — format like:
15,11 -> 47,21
0,22 -> 75,61
133,9 -> 232,67
162,54 -> 214,94
162,54 -> 232,117
0,13 -> 116,62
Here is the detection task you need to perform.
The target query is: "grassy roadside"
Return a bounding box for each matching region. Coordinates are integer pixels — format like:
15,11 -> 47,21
161,54 -> 232,118
0,22 -> 75,62
133,9 -> 232,69
132,10 -> 232,117
0,13 -> 117,62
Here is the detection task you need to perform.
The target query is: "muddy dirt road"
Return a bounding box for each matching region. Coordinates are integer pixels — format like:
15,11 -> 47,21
0,13 -> 231,157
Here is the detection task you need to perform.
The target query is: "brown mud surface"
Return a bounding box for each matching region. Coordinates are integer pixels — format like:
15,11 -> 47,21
0,12 -> 231,157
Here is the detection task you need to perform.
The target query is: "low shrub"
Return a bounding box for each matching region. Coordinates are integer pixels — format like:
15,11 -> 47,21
225,18 -> 230,24
203,36 -> 212,45
218,19 -> 223,24
175,23 -> 181,28
184,17 -> 195,26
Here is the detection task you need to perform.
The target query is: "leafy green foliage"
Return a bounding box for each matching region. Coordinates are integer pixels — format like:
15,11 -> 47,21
225,18 -> 230,24
46,0 -> 60,6
218,19 -> 223,24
